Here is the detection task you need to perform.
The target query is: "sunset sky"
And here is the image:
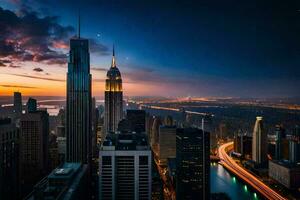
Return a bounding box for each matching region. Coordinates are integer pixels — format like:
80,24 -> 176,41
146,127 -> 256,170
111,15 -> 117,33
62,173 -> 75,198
0,0 -> 299,97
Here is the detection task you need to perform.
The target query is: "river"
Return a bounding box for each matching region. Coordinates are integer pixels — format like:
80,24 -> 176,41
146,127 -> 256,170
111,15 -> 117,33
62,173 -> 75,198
211,163 -> 259,200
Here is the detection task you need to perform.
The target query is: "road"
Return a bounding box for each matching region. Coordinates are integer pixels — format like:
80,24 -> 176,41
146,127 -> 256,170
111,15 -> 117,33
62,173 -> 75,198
153,151 -> 176,200
218,142 -> 286,200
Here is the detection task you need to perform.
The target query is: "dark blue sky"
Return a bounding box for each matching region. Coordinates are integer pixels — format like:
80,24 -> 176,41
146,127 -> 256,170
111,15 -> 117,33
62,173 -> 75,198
1,0 -> 300,97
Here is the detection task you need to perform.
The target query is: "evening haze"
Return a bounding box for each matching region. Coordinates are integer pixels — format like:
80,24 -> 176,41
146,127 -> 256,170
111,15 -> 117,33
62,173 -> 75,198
0,0 -> 299,97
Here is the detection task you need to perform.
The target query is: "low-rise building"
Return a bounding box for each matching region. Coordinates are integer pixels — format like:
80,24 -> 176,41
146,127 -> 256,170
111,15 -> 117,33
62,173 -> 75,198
26,162 -> 89,200
269,160 -> 300,189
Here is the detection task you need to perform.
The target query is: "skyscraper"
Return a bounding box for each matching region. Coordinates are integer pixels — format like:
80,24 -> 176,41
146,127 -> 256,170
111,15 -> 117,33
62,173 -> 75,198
252,116 -> 267,164
20,110 -> 49,196
289,125 -> 300,163
26,97 -> 37,113
13,91 -> 22,114
176,128 -> 210,200
99,132 -> 152,200
104,47 -> 123,133
275,125 -> 285,160
66,22 -> 92,163
0,119 -> 20,200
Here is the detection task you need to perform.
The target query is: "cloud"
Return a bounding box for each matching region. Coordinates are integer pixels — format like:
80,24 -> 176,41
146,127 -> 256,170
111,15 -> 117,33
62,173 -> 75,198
0,59 -> 21,68
0,59 -> 12,67
0,6 -> 110,67
0,84 -> 38,89
33,67 -> 43,72
8,64 -> 21,68
5,73 -> 65,82
0,6 -> 72,65
89,39 -> 109,55
91,66 -> 107,72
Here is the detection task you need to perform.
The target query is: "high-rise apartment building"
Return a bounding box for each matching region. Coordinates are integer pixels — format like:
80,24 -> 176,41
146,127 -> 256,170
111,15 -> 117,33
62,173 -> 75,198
20,110 -> 49,195
176,128 -> 210,200
99,132 -> 152,200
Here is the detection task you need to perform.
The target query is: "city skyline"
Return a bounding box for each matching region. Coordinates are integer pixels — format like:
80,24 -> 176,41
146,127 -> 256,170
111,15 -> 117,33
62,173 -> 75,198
1,1 -> 300,200
0,0 -> 299,97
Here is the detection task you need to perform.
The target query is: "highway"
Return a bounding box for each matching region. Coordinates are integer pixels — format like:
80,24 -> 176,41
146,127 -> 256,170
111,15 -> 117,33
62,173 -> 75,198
218,142 -> 286,200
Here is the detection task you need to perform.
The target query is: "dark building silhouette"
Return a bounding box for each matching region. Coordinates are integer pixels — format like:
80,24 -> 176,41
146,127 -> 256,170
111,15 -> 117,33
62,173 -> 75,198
275,125 -> 286,160
104,47 -> 123,133
234,132 -> 252,158
14,91 -> 22,114
117,118 -> 132,133
176,128 -> 210,200
26,162 -> 89,200
20,110 -> 49,196
66,26 -> 92,163
27,97 -> 37,113
0,119 -> 20,200
126,109 -> 146,133
289,125 -> 300,163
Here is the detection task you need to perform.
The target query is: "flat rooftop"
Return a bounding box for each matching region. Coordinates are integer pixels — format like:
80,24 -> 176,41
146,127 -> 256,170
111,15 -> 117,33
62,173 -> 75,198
102,132 -> 149,151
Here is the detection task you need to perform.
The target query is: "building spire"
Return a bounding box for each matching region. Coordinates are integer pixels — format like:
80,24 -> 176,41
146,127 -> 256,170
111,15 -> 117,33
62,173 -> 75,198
111,45 -> 116,68
78,11 -> 81,38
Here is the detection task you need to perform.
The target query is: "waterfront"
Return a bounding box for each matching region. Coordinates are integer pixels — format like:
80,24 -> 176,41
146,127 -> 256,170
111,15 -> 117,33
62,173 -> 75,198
211,164 -> 259,200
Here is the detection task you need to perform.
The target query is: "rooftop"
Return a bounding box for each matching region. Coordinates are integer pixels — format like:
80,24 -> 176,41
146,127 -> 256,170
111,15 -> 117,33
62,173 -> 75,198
102,132 -> 149,151
270,160 -> 300,169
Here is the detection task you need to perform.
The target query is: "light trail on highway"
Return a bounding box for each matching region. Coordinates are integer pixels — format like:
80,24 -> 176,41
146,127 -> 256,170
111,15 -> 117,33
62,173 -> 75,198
218,142 -> 286,200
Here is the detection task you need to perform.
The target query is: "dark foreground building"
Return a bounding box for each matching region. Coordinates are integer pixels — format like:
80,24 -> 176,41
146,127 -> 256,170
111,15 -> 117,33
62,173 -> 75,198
176,128 -> 210,200
26,162 -> 89,200
0,119 -> 20,200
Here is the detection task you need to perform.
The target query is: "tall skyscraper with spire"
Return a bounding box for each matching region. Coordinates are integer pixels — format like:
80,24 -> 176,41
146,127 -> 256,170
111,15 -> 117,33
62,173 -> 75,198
104,47 -> 123,133
252,116 -> 267,164
66,16 -> 91,163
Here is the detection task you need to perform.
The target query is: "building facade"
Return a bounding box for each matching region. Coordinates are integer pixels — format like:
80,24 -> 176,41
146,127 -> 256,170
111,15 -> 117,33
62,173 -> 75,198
158,125 -> 176,165
27,97 -> 37,113
66,34 -> 92,163
289,125 -> 300,163
20,111 -> 49,196
0,119 -> 20,200
176,128 -> 210,200
104,47 -> 123,133
275,125 -> 285,160
269,160 -> 300,189
99,133 -> 152,200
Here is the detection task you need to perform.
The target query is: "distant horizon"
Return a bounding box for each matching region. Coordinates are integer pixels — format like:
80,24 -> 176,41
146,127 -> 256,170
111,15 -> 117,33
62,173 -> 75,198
1,95 -> 300,100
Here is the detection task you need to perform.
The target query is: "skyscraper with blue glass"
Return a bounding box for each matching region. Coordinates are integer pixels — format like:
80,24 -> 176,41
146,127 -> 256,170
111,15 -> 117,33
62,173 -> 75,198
66,26 -> 92,163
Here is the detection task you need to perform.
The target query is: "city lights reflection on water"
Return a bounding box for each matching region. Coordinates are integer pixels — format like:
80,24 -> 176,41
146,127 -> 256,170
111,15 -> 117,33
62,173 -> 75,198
211,163 -> 259,200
